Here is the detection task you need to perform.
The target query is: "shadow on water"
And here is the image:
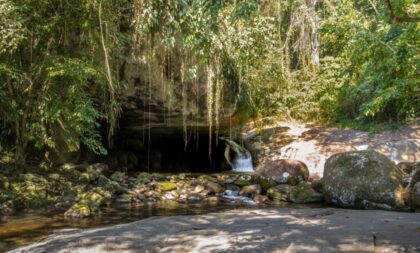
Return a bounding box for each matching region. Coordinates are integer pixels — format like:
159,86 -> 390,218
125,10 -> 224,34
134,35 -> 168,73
0,201 -> 321,252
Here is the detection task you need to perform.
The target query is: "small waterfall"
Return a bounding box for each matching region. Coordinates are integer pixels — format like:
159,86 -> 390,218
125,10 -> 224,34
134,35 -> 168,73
221,138 -> 254,172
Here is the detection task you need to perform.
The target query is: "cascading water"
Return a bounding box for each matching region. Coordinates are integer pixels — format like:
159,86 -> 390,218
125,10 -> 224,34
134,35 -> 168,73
232,150 -> 253,172
220,138 -> 254,172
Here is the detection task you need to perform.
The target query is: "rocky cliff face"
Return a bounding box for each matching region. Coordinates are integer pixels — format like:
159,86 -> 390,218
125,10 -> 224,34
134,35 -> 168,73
117,42 -> 238,140
101,42 -> 239,172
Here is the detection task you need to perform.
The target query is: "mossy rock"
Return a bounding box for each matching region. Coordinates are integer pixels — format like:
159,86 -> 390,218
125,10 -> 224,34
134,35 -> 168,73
156,181 -> 177,191
117,193 -> 135,203
310,179 -> 323,193
290,184 -> 323,204
198,175 -> 218,183
151,173 -> 167,180
323,150 -> 405,209
78,192 -> 104,206
64,203 -> 93,218
137,172 -> 152,183
97,175 -> 127,194
254,176 -> 278,192
110,171 -> 127,182
234,178 -> 252,187
267,184 -> 292,201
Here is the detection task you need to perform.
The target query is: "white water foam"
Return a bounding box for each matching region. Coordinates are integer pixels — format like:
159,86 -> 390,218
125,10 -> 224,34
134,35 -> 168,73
232,150 -> 254,172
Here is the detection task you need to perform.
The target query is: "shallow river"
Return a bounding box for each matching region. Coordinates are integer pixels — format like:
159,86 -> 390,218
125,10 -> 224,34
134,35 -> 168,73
0,201 -> 311,252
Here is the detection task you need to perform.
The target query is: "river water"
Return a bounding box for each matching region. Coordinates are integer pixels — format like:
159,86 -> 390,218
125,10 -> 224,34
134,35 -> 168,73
0,201 -> 310,252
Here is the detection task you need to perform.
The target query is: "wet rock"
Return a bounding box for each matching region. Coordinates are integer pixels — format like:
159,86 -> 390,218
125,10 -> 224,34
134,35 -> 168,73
253,194 -> 269,203
85,163 -> 109,180
256,159 -> 309,185
205,181 -> 225,193
290,184 -> 323,204
267,184 -> 292,201
239,184 -> 261,197
156,181 -> 177,191
323,150 -> 405,209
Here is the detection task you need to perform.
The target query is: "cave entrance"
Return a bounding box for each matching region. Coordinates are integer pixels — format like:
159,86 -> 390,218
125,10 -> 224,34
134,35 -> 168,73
112,129 -> 230,173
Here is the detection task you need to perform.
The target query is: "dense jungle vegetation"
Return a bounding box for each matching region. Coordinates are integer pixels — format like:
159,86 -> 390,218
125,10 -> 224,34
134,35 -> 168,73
0,0 -> 419,166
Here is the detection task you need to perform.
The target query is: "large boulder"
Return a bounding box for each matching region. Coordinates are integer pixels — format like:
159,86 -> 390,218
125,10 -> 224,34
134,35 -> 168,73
256,159 -> 309,185
323,150 -> 405,209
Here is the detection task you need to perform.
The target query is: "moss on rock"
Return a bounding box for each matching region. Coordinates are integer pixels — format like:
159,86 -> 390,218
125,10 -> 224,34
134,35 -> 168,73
290,184 -> 323,204
156,181 -> 177,191
323,150 -> 405,209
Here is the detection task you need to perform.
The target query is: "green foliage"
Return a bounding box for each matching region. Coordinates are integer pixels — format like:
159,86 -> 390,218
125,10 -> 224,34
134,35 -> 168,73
320,0 -> 420,123
0,0 -> 126,165
1,0 -> 418,167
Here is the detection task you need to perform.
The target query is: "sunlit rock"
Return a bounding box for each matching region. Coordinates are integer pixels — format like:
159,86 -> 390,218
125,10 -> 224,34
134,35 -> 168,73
323,150 -> 405,209
256,159 -> 309,185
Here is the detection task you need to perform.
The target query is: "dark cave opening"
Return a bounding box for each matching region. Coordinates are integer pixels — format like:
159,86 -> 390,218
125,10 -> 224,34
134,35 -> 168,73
107,129 -> 231,173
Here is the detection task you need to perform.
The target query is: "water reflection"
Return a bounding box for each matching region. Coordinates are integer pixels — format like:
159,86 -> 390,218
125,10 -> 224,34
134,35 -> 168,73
0,201 -> 271,252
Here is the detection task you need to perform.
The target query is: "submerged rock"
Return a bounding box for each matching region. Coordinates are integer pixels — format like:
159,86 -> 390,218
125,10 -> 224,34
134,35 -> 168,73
256,159 -> 309,185
323,150 -> 405,209
290,183 -> 323,204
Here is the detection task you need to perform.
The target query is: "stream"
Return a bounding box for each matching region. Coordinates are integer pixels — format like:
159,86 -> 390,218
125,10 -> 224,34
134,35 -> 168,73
0,200 -> 319,252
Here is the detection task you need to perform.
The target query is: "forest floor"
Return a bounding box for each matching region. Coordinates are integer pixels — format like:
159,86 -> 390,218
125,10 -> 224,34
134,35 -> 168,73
243,118 -> 420,177
10,208 -> 420,253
